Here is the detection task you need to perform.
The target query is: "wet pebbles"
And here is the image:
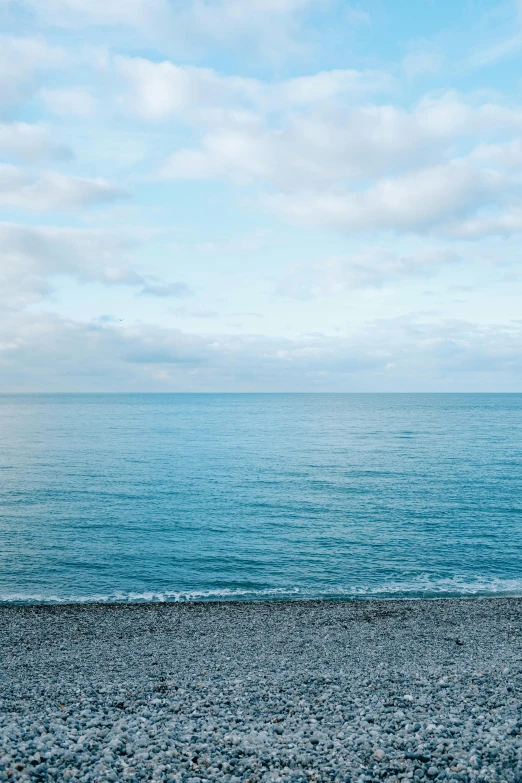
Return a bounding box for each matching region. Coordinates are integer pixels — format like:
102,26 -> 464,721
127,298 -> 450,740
1,598 -> 522,782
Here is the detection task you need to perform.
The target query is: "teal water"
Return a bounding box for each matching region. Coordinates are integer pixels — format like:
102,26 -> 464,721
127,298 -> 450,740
1,393 -> 521,603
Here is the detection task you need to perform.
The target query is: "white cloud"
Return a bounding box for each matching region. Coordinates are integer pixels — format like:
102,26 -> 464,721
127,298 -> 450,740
2,310 -> 522,391
0,163 -> 127,211
18,0 -> 171,28
17,0 -> 315,29
118,58 -> 522,238
266,160 -> 512,233
470,138 -> 522,168
442,208 -> 522,238
180,0 -> 328,62
190,0 -> 318,27
277,247 -> 461,298
0,36 -> 65,110
0,222 -> 140,307
468,31 -> 522,69
116,56 -> 259,121
0,222 -> 193,307
3,1 -> 522,393
117,55 -> 392,122
171,307 -> 220,318
274,69 -> 393,107
157,93 -> 522,235
414,93 -> 522,137
11,0 -> 326,60
139,280 -> 194,297
156,85 -> 522,198
132,65 -> 522,238
40,87 -> 97,118
195,230 -> 268,253
0,122 -> 71,162
401,38 -> 443,78
161,126 -> 271,184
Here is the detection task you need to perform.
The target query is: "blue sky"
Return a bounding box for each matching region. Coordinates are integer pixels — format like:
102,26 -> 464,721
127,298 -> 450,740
2,0 -> 522,391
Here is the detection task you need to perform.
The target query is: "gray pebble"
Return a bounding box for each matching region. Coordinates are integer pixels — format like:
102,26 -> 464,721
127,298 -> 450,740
0,598 -> 521,782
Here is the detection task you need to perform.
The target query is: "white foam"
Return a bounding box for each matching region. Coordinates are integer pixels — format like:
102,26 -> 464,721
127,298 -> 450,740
2,576 -> 522,605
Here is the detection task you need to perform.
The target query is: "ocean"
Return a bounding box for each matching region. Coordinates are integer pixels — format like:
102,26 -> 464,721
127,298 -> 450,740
1,393 -> 521,604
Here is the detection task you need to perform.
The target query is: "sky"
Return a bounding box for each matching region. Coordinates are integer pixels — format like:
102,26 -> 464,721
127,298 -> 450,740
2,0 -> 522,391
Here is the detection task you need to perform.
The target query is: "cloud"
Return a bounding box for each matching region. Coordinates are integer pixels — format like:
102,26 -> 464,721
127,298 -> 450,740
265,160 -> 512,233
16,0 -> 171,29
17,0 -> 313,32
117,55 -> 392,122
0,222 -> 196,310
13,0 -> 327,61
470,138 -> 522,168
195,230 -> 268,253
2,310 -> 522,391
468,31 -> 522,69
442,208 -> 522,239
402,45 -> 443,78
276,247 -> 461,298
118,56 -> 522,237
116,56 -> 259,121
40,87 -> 97,118
0,164 -> 127,211
0,222 -> 141,307
187,0 -> 319,33
0,122 -> 72,162
0,36 -> 65,110
177,0 -> 332,62
170,307 -> 220,318
139,280 -> 194,297
273,69 -> 393,107
157,87 -> 522,198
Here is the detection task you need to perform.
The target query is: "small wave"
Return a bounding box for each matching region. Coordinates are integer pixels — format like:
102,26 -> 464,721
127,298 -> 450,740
1,576 -> 522,605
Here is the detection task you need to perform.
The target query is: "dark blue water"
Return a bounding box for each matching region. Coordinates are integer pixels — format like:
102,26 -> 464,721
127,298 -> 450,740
1,394 -> 521,603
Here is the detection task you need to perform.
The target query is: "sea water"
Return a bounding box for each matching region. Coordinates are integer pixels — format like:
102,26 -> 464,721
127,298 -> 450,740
1,393 -> 521,603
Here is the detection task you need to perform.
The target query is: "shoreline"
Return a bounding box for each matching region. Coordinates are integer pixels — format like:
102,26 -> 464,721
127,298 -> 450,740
1,597 -> 521,782
3,591 -> 522,607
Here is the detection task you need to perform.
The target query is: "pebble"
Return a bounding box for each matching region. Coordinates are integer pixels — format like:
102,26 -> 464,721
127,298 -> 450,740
0,598 -> 521,782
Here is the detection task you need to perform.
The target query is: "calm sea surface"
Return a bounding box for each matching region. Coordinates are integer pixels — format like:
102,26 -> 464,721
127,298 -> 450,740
1,394 -> 521,603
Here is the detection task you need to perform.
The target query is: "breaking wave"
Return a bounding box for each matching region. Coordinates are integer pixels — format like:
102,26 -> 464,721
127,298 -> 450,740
2,576 -> 522,605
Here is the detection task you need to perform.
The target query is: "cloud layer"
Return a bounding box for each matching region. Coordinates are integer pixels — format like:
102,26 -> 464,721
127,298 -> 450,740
3,310 -> 522,392
2,0 -> 522,390
0,165 -> 126,212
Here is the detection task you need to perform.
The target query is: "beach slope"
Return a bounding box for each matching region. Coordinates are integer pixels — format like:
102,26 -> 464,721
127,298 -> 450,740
1,598 -> 521,782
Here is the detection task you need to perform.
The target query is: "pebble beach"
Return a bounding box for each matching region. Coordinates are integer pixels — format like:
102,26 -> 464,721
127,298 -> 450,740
1,598 -> 521,783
